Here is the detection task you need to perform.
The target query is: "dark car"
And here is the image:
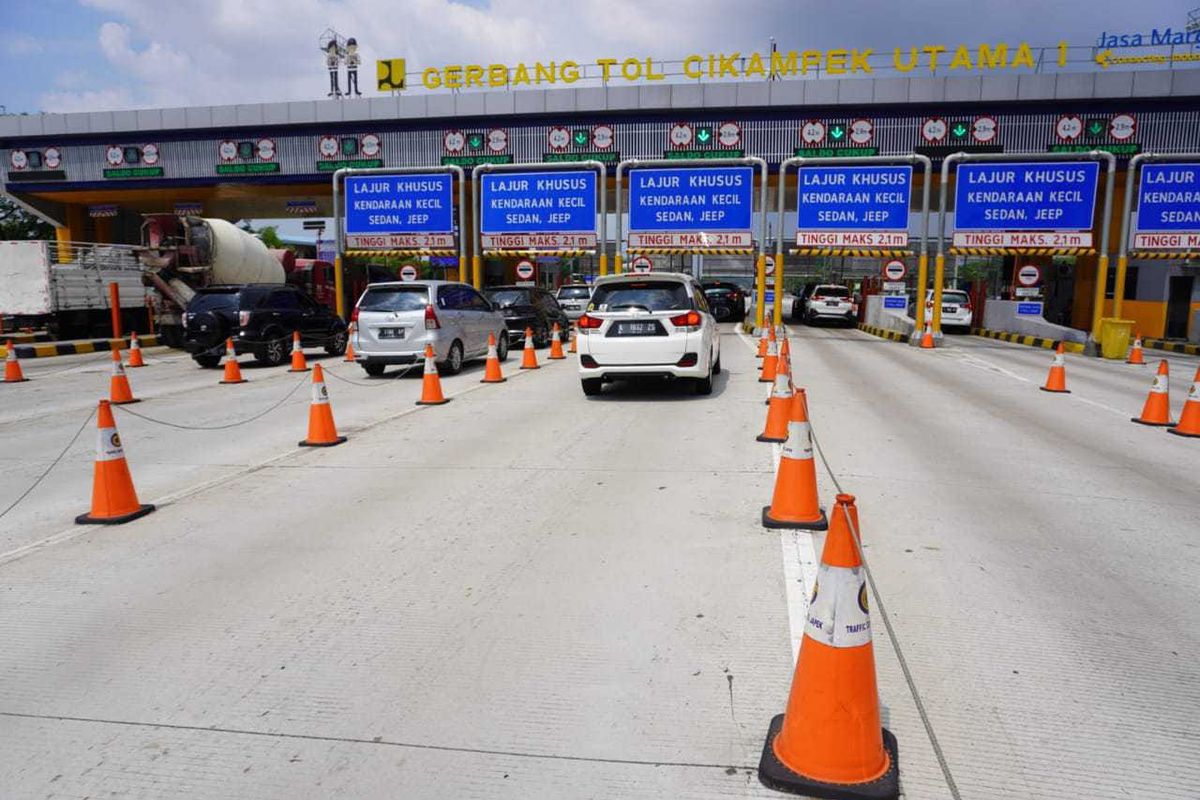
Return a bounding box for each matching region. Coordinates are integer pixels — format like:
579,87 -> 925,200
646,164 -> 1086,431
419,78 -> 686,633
483,285 -> 571,347
700,281 -> 747,322
182,284 -> 348,368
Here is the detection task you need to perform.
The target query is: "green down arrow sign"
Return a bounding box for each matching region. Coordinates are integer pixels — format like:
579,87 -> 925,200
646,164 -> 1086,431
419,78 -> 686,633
1087,120 -> 1105,137
951,123 -> 968,138
573,130 -> 589,146
696,127 -> 712,144
468,133 -> 484,149
829,125 -> 845,140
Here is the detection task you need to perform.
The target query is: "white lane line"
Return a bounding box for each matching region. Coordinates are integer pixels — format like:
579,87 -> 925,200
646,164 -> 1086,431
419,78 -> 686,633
1070,394 -> 1131,418
779,531 -> 817,663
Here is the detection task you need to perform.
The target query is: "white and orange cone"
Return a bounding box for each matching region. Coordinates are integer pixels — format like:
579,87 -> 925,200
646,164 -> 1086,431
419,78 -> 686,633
759,336 -> 778,383
1168,366 -> 1200,438
344,322 -> 357,363
4,342 -> 28,383
1039,342 -> 1070,394
520,327 -> 540,370
75,399 -> 155,525
757,355 -> 793,443
568,326 -> 577,354
127,332 -> 146,367
298,364 -> 346,446
761,389 -> 828,531
288,330 -> 309,372
756,326 -> 770,358
1132,360 -> 1173,426
1126,333 -> 1146,365
109,348 -> 138,404
481,332 -> 506,384
416,344 -> 450,405
549,323 -> 566,359
219,338 -> 246,384
758,493 -> 898,798
918,321 -> 935,349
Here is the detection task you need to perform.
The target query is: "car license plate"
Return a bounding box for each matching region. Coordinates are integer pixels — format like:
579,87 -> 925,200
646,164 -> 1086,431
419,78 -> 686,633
378,327 -> 405,339
611,320 -> 665,336
943,307 -> 956,314
825,300 -> 840,307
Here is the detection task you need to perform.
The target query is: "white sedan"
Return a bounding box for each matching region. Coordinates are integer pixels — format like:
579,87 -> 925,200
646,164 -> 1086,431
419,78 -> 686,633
575,273 -> 720,396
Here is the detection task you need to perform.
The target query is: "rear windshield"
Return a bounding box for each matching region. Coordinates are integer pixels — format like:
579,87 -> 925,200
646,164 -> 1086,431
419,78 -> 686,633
358,286 -> 429,312
487,290 -> 533,308
590,281 -> 691,312
557,287 -> 591,299
814,286 -> 850,298
942,291 -> 969,304
188,292 -> 240,312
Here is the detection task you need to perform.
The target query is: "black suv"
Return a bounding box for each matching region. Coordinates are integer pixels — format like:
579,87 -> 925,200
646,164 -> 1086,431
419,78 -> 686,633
700,281 -> 747,322
483,285 -> 572,347
182,284 -> 348,368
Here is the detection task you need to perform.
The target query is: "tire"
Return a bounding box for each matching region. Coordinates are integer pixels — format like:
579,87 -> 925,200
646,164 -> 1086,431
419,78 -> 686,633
496,334 -> 510,362
693,369 -> 714,395
712,303 -> 732,322
256,335 -> 287,367
193,354 -> 221,369
534,326 -> 550,349
362,363 -> 386,377
581,378 -> 603,396
325,328 -> 347,356
440,340 -> 464,375
712,352 -> 722,375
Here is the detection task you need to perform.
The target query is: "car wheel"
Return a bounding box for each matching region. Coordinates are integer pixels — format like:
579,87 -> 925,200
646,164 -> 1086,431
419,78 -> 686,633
257,336 -> 287,366
581,377 -> 602,396
362,363 -> 386,377
712,352 -> 722,375
440,340 -> 464,375
496,334 -> 510,362
693,369 -> 714,396
711,303 -> 732,322
325,329 -> 347,356
534,326 -> 549,348
193,354 -> 221,369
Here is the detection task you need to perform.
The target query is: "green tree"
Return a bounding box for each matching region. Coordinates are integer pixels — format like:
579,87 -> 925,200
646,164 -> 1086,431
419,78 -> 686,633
0,196 -> 54,240
257,225 -> 284,249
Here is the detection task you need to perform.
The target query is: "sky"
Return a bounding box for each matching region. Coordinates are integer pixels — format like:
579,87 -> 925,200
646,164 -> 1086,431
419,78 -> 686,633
0,0 -> 1194,115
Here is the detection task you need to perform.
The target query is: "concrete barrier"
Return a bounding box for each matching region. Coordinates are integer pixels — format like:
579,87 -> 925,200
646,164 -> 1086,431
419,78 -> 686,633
981,300 -> 1088,346
864,295 -> 917,339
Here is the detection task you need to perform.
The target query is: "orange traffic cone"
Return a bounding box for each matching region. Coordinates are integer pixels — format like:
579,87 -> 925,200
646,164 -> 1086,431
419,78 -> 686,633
416,344 -> 450,405
481,331 -> 507,384
568,326 -> 577,354
4,342 -> 28,383
109,348 -> 138,404
520,327 -> 540,370
298,364 -> 346,447
1039,342 -> 1070,394
549,323 -> 566,359
758,493 -> 898,799
127,332 -> 146,367
1133,360 -> 1173,426
759,337 -> 778,383
219,338 -> 246,384
344,322 -> 357,363
918,321 -> 935,349
756,326 -> 769,358
288,330 -> 309,372
767,337 -> 793,405
75,399 -> 155,525
1126,333 -> 1146,365
757,356 -> 793,443
1168,366 -> 1200,438
761,390 -> 827,530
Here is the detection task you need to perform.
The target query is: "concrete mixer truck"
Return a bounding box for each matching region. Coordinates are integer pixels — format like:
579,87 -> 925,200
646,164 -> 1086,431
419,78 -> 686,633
137,215 -> 289,346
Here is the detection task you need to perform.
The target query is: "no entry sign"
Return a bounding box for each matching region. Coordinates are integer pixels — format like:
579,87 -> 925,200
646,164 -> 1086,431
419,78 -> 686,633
400,264 -> 418,281
796,165 -> 912,248
1016,264 -> 1042,286
631,255 -> 653,273
515,259 -> 535,280
882,259 -> 907,280
952,161 -> 1099,248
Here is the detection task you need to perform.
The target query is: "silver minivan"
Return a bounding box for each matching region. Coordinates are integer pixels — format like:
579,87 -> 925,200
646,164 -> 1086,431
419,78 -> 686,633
351,281 -> 509,376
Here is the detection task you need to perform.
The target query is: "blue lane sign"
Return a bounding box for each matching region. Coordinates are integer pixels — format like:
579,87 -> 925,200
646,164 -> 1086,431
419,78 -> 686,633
954,162 -> 1099,231
345,173 -> 453,235
480,170 -> 596,234
1135,164 -> 1200,233
882,296 -> 908,310
762,291 -> 775,303
796,165 -> 912,248
628,167 -> 753,231
1017,302 -> 1044,316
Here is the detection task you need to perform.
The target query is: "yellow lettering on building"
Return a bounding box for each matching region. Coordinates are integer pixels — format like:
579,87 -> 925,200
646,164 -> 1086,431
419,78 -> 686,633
718,52 -> 739,77
850,49 -> 872,73
949,45 -> 973,70
596,58 -> 617,82
923,45 -> 947,72
443,65 -> 463,89
535,62 -> 556,84
894,47 -> 918,72
488,64 -> 508,87
977,43 -> 1007,70
1010,42 -> 1035,69
801,50 -> 821,75
422,67 -> 442,89
561,60 -> 581,83
465,64 -> 484,87
645,57 -> 665,81
621,57 -> 642,80
770,50 -> 798,77
512,62 -> 530,86
744,52 -> 766,77
683,54 -> 704,78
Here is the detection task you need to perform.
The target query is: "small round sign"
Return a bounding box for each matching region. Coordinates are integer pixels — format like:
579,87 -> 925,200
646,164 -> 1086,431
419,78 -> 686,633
763,255 -> 775,271
921,117 -> 947,143
800,120 -> 826,146
669,123 -> 693,148
516,260 -> 535,280
1017,264 -> 1042,287
487,128 -> 509,153
319,136 -> 339,158
882,259 -> 907,281
106,145 -> 124,166
548,126 -> 570,152
218,140 -> 238,162
141,144 -> 160,165
257,138 -> 276,161
10,150 -> 27,170
1110,113 -> 1136,141
43,147 -> 61,168
850,118 -> 874,145
360,133 -> 381,157
443,130 -> 465,153
1055,115 -> 1083,142
400,264 -> 418,281
631,255 -> 653,273
718,121 -> 741,148
972,116 -> 998,143
592,124 -> 614,149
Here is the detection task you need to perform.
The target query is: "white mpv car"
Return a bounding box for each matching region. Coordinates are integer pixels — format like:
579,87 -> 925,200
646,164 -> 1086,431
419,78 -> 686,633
575,273 -> 720,397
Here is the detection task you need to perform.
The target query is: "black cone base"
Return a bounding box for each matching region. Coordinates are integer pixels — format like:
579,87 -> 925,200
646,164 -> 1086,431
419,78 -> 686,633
1131,417 -> 1172,426
415,398 -> 451,406
1168,426 -> 1200,438
758,714 -> 899,799
299,436 -> 347,447
76,503 -> 155,526
1038,387 -> 1070,393
762,506 -> 828,531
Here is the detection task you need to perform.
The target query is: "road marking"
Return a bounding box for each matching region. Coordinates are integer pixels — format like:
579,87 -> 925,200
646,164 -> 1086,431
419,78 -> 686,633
780,530 -> 818,663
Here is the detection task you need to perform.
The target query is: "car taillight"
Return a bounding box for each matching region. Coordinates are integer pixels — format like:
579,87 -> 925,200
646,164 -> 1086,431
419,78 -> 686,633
424,304 -> 440,330
577,313 -> 603,330
962,301 -> 972,311
812,295 -> 824,302
350,306 -> 360,323
238,311 -> 250,326
670,310 -> 703,331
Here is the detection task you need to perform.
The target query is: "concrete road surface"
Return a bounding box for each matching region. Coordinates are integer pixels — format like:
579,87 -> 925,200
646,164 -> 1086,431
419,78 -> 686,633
0,328 -> 1196,799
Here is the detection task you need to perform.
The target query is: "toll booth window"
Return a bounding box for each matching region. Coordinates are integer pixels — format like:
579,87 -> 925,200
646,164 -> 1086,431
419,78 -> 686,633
590,281 -> 690,312
1105,266 -> 1139,299
361,286 -> 429,311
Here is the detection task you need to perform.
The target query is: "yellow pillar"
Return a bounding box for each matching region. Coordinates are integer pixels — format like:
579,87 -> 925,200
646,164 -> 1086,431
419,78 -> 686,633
1111,254 -> 1128,321
1090,253 -> 1111,338
772,252 -> 784,329
55,204 -> 86,261
333,254 -> 346,319
55,225 -> 71,262
93,216 -> 112,244
598,253 -> 608,278
613,253 -> 622,275
472,254 -> 483,290
754,253 -> 767,330
931,253 -> 946,333
915,252 -> 929,327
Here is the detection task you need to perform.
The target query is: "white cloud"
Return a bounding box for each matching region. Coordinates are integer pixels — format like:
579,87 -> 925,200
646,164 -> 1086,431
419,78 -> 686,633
5,34 -> 45,56
38,87 -> 136,114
